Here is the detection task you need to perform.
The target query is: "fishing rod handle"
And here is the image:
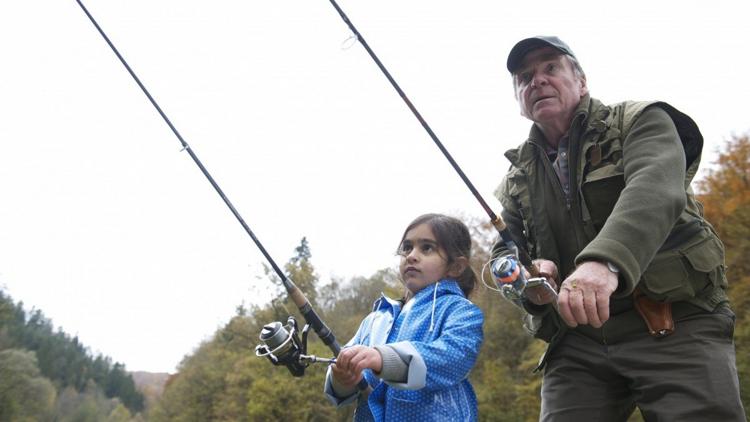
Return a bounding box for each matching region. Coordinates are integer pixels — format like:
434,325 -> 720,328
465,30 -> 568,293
285,281 -> 370,391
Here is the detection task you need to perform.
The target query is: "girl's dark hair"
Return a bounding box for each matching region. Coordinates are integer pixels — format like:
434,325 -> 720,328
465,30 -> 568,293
398,213 -> 477,298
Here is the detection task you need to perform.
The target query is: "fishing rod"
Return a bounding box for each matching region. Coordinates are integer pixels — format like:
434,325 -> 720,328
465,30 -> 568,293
75,0 -> 354,379
326,2 -> 526,261
325,1 -> 557,305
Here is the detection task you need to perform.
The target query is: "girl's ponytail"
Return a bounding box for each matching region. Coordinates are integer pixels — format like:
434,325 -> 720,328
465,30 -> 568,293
456,263 -> 478,298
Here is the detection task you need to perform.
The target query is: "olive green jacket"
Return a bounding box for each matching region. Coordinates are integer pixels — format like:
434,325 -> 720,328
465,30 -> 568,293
495,95 -> 727,345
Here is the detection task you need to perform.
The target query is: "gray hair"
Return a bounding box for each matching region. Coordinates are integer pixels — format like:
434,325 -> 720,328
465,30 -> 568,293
566,54 -> 586,79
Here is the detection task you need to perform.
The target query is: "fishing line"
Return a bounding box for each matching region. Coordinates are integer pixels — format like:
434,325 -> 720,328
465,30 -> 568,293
75,0 -> 346,366
324,0 -> 535,269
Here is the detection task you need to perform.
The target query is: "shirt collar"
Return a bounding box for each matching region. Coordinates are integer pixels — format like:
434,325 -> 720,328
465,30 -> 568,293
528,94 -> 591,149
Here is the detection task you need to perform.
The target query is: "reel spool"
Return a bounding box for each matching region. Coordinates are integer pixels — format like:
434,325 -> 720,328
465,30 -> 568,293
255,316 -> 309,377
255,316 -> 337,377
491,255 -> 526,303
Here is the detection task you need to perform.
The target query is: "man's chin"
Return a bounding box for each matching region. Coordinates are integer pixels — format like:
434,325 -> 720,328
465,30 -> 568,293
531,108 -> 562,124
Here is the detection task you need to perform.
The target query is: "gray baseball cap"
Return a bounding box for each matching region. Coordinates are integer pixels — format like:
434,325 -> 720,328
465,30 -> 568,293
506,36 -> 576,73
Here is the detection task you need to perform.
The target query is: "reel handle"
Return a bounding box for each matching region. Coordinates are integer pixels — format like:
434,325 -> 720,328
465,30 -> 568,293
492,256 -> 558,309
524,277 -> 559,310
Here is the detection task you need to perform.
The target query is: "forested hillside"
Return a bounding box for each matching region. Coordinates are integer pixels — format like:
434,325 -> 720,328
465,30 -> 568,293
0,291 -> 145,421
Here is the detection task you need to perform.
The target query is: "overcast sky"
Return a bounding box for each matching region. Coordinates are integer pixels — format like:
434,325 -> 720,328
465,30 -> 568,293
1,1 -> 748,373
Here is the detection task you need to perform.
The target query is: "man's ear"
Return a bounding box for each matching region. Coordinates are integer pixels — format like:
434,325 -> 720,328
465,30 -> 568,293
579,75 -> 589,96
447,256 -> 469,278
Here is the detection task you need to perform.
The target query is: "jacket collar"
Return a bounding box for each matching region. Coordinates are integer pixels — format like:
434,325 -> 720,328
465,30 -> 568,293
374,279 -> 462,310
411,278 -> 463,301
372,293 -> 403,313
505,95 -> 597,168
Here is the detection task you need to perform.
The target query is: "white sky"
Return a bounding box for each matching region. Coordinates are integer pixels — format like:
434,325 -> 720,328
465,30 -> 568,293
1,1 -> 748,373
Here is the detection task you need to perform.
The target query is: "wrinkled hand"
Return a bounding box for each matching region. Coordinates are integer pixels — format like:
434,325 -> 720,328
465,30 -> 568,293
558,261 -> 618,328
525,259 -> 559,305
331,345 -> 382,388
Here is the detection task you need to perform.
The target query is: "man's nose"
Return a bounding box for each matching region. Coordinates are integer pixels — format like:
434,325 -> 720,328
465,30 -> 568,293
531,72 -> 547,88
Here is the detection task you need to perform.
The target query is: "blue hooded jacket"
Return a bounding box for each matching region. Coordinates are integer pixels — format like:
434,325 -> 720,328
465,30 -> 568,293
324,279 -> 484,421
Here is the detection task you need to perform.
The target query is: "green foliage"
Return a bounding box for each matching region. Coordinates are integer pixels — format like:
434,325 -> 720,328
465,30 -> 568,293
0,349 -> 56,422
148,339 -> 236,421
244,342 -> 336,421
107,403 -> 139,422
104,363 -> 144,412
474,358 -> 523,421
54,381 -> 137,422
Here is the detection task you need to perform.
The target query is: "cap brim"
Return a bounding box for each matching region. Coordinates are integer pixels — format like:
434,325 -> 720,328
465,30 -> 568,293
506,38 -> 570,73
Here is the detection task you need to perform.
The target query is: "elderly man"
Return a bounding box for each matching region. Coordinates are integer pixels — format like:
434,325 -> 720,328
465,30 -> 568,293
494,36 -> 746,421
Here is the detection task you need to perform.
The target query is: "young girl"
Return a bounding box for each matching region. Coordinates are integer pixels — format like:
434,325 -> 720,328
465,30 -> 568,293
324,213 -> 484,421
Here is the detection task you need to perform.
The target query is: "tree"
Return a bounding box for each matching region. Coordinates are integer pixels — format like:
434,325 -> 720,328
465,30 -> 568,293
0,349 -> 56,422
105,363 -> 144,413
697,135 -> 750,305
106,403 -> 136,422
696,133 -> 750,412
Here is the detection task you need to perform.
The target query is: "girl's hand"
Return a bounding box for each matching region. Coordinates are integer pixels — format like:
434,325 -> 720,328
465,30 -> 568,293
331,345 -> 382,388
330,363 -> 362,389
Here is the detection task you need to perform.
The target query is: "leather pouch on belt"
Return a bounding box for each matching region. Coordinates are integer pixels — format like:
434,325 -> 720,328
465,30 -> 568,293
633,288 -> 674,337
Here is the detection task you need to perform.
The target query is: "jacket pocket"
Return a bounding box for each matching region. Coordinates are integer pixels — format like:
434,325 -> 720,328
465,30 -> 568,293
581,164 -> 625,232
641,235 -> 724,302
390,389 -> 419,404
580,129 -> 625,230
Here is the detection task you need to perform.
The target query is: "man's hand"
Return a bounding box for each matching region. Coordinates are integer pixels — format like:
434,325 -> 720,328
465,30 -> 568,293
330,345 -> 382,388
525,259 -> 560,305
558,261 -> 618,328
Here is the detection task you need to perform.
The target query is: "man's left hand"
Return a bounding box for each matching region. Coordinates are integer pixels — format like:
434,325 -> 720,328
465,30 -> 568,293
557,261 -> 618,328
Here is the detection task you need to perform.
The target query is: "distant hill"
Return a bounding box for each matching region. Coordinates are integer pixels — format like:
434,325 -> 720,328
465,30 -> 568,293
131,371 -> 171,409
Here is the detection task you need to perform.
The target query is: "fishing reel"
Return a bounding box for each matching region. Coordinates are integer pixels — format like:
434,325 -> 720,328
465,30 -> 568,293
490,255 -> 558,309
255,316 -> 336,377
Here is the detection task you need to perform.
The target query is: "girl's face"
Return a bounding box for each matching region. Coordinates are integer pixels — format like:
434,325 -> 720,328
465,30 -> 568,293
399,223 -> 449,294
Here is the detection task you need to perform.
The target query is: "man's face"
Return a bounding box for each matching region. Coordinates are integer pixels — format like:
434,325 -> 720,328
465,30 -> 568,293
513,47 -> 587,128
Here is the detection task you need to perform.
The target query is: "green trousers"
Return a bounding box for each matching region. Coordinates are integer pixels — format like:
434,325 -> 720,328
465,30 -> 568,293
540,306 -> 746,421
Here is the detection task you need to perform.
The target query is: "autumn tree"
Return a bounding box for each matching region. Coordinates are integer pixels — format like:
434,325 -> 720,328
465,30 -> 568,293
696,133 -> 750,412
697,134 -> 750,313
